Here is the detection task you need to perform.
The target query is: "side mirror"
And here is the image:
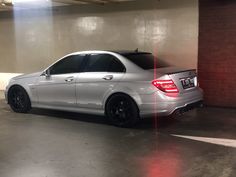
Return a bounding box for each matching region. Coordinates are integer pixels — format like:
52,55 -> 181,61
42,69 -> 50,77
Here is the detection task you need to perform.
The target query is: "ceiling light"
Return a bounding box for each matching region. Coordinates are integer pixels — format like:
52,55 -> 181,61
12,0 -> 46,3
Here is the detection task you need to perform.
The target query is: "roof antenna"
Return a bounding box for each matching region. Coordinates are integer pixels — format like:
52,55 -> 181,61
135,48 -> 139,52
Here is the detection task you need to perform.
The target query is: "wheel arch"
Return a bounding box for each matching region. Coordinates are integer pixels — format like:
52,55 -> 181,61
7,84 -> 31,104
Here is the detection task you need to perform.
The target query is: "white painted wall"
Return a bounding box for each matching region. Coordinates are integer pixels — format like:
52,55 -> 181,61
0,73 -> 22,90
0,0 -> 198,90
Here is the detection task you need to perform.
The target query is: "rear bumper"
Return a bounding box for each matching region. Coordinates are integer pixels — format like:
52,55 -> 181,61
140,99 -> 203,118
138,87 -> 203,117
169,100 -> 203,116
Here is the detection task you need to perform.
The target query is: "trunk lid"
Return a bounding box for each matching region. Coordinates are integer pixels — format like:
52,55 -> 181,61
150,67 -> 198,93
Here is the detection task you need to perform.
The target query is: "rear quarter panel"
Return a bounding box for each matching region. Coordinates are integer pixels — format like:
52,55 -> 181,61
102,72 -> 158,110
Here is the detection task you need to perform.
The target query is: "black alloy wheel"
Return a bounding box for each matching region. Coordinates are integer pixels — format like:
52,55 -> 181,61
8,86 -> 31,113
106,94 -> 139,127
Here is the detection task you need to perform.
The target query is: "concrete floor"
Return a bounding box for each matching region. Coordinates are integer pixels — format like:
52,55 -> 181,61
0,92 -> 235,177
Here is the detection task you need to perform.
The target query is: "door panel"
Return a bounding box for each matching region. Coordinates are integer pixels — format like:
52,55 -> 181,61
35,54 -> 85,107
76,72 -> 124,109
75,53 -> 126,109
36,74 -> 77,107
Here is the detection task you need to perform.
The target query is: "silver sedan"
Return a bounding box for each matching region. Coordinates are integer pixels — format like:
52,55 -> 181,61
5,50 -> 203,127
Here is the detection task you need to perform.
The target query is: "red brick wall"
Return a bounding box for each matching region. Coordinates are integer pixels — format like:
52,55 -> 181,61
198,0 -> 236,107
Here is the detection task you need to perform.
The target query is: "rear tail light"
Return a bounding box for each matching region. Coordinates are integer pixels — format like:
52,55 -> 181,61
152,79 -> 179,93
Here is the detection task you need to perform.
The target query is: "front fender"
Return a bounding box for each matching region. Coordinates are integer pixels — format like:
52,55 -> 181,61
6,78 -> 38,104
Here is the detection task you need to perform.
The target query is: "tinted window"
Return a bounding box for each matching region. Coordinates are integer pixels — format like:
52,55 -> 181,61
85,54 -> 125,72
108,57 -> 125,72
123,53 -> 169,70
50,55 -> 84,75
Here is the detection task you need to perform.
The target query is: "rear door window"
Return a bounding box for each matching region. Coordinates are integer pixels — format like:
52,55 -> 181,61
84,54 -> 125,72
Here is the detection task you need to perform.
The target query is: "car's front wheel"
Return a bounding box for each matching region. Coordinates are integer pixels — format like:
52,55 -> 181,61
106,94 -> 139,127
8,86 -> 31,113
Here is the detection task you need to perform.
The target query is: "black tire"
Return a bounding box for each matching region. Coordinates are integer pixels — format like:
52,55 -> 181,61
105,94 -> 139,127
8,85 -> 31,113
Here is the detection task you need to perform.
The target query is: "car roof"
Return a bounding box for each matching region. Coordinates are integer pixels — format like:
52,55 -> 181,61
68,50 -> 151,56
110,50 -> 151,55
46,50 -> 150,72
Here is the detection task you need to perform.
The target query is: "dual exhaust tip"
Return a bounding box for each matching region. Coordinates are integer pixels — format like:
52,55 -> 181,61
172,101 -> 204,116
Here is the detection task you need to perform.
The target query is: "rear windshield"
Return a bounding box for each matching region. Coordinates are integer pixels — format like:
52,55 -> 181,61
123,53 -> 169,70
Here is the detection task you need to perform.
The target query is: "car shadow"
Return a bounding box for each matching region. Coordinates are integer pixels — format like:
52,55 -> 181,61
30,108 -> 109,125
135,116 -> 180,130
29,108 -> 179,130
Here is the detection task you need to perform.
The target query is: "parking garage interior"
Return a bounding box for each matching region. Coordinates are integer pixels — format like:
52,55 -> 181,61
0,0 -> 236,177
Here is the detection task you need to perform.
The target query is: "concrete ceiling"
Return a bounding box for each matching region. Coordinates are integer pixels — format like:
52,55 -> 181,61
0,0 -> 137,11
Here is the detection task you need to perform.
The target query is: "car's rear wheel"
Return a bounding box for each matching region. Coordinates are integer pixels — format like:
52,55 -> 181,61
8,86 -> 31,113
106,94 -> 139,127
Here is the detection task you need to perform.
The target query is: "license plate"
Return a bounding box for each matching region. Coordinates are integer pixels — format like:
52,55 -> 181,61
180,77 -> 195,89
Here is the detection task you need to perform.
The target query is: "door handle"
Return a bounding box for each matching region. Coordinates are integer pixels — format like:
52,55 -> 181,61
65,77 -> 74,82
102,75 -> 113,80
